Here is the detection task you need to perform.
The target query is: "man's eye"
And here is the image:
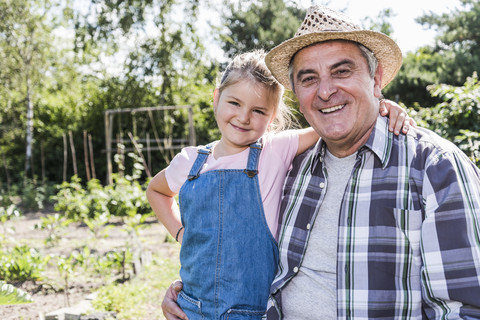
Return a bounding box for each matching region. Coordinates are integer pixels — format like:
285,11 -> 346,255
334,69 -> 351,77
300,76 -> 318,87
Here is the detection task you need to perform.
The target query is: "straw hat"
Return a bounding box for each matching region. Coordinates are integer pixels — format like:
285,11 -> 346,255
265,6 -> 403,90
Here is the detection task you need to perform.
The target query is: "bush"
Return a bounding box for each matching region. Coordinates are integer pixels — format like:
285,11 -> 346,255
0,245 -> 47,282
414,72 -> 480,167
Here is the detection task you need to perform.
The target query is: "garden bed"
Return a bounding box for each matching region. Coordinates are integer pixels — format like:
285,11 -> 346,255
0,210 -> 180,320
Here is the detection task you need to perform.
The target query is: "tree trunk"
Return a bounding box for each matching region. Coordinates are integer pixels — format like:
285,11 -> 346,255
24,76 -> 34,181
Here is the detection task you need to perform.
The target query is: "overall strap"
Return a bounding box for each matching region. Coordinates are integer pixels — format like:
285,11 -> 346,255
244,140 -> 263,178
187,142 -> 214,180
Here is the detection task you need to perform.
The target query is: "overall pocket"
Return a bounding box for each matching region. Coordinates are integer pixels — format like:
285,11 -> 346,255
178,291 -> 204,320
222,307 -> 265,320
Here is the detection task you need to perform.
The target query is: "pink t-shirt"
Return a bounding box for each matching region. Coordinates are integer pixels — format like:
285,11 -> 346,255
165,130 -> 299,238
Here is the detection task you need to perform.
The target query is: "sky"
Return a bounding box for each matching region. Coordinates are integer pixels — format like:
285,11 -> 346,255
298,0 -> 462,54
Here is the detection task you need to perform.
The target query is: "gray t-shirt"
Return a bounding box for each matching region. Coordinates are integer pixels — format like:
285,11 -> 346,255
282,149 -> 356,319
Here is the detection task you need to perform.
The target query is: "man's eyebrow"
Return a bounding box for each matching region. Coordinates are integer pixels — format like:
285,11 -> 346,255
331,59 -> 356,69
295,59 -> 356,80
295,69 -> 316,81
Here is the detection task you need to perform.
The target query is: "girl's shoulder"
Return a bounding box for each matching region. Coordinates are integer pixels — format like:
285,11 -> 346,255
260,130 -> 299,164
171,144 -> 211,164
262,130 -> 299,148
165,144 -> 211,193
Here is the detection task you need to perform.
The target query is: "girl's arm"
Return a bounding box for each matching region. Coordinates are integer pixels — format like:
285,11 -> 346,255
296,99 -> 416,156
146,169 -> 184,243
296,127 -> 320,156
379,99 -> 417,135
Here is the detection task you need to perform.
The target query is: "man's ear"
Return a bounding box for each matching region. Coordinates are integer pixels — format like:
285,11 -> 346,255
373,64 -> 384,98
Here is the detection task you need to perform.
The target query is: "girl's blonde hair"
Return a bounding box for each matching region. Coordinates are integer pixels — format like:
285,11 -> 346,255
217,49 -> 297,133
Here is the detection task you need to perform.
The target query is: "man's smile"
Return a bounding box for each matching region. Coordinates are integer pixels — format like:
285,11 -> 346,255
320,104 -> 346,114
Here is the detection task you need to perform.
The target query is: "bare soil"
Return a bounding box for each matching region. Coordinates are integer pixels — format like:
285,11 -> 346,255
0,210 -> 173,320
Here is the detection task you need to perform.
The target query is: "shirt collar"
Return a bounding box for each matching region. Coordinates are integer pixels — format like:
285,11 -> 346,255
364,115 -> 393,169
311,115 -> 393,170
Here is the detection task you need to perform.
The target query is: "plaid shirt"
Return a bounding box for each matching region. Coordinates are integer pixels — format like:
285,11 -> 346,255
266,116 -> 480,319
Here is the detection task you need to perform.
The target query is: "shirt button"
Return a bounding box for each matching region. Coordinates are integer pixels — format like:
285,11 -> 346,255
319,182 -> 325,188
293,267 -> 299,273
306,223 -> 311,230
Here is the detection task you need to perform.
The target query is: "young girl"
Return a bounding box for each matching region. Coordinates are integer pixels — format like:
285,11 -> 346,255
146,49 -> 413,320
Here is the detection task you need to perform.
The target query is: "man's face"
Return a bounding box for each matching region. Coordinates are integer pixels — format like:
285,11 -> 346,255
291,41 -> 383,157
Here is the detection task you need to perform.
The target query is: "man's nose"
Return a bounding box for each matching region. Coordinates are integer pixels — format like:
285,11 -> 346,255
317,78 -> 337,101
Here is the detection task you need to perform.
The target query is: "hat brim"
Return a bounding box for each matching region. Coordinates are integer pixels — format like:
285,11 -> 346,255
265,30 -> 403,90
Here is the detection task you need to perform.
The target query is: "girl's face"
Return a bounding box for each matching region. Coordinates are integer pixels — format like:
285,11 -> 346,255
213,79 -> 276,156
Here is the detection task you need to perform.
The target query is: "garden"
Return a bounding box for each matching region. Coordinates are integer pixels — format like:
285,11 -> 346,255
0,158 -> 180,320
2,1 -> 480,319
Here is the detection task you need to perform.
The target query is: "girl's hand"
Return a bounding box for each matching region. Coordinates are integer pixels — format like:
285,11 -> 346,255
379,99 -> 417,135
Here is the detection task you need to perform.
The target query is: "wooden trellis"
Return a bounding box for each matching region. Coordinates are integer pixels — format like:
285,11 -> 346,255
104,105 -> 196,184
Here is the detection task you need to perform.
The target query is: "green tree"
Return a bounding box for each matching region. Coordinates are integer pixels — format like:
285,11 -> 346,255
416,0 -> 480,85
360,8 -> 396,37
387,0 -> 480,107
0,0 -> 57,181
71,0 -> 218,179
220,0 -> 305,59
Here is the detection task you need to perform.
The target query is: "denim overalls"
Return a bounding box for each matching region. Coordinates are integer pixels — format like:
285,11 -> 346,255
177,141 -> 279,320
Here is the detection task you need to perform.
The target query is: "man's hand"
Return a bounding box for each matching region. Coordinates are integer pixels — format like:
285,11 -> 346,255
162,280 -> 188,320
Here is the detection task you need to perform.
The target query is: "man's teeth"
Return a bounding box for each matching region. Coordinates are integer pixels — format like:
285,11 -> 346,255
321,104 -> 345,113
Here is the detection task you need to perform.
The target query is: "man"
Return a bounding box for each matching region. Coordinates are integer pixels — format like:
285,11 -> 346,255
163,5 -> 480,319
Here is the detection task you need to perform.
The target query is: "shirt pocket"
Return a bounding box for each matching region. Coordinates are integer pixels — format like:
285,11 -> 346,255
369,207 -> 423,279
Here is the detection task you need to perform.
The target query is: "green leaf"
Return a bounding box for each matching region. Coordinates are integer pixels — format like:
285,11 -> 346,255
0,281 -> 33,305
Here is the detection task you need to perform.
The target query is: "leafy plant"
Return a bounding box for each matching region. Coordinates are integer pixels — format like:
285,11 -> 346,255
92,255 -> 180,320
83,211 -> 113,239
414,72 -> 480,167
0,202 -> 21,239
51,176 -> 91,221
91,253 -> 116,285
54,251 -> 84,307
34,213 -> 73,247
0,245 -> 47,282
105,248 -> 133,282
21,179 -> 52,210
0,281 -> 33,305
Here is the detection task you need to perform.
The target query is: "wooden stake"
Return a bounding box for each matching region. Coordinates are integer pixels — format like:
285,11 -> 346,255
1,149 -> 11,193
83,131 -> 91,181
40,141 -> 46,183
63,133 -> 67,182
146,132 -> 151,174
68,131 -> 77,176
88,133 -> 96,179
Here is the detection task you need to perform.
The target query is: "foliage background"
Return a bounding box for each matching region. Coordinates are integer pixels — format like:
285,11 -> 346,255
1,0 -> 480,317
0,0 -> 479,192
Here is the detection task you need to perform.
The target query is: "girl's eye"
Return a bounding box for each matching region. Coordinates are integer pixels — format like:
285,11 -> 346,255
228,101 -> 240,107
253,109 -> 265,115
